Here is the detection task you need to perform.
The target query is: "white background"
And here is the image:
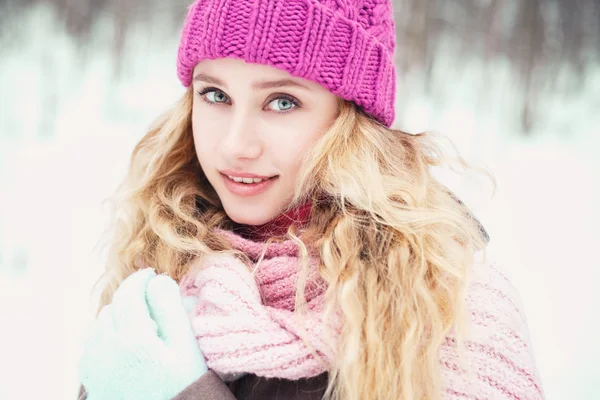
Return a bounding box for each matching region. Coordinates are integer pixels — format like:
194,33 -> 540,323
1,5 -> 598,399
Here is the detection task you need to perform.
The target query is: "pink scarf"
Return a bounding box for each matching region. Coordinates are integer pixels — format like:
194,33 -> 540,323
179,212 -> 545,399
179,226 -> 341,381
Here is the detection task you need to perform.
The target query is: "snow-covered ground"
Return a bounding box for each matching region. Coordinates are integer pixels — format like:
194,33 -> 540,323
1,5 -> 598,399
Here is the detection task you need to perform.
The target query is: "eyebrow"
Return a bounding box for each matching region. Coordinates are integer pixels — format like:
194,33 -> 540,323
192,73 -> 310,90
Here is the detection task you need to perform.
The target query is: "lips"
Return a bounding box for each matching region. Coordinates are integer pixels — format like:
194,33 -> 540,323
220,172 -> 279,197
220,169 -> 275,178
225,175 -> 275,184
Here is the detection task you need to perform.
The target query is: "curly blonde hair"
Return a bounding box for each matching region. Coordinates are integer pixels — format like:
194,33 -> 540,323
96,88 -> 489,400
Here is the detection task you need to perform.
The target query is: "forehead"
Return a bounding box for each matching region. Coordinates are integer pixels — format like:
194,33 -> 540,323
192,58 -> 325,92
195,58 -> 290,78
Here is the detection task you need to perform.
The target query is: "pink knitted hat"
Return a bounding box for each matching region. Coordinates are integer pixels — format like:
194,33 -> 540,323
177,0 -> 397,127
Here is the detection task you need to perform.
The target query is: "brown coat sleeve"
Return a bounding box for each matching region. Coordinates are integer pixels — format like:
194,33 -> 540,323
77,385 -> 86,400
77,371 -> 235,400
172,371 -> 236,400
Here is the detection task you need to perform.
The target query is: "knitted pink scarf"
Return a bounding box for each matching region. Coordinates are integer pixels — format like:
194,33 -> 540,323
177,226 -> 546,398
179,228 -> 340,381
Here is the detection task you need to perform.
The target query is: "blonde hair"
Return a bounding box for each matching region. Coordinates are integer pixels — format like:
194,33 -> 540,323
96,88 -> 489,400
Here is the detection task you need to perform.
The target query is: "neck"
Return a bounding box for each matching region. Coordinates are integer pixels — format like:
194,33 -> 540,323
233,202 -> 312,242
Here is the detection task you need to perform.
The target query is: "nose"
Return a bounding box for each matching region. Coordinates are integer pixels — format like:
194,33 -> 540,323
219,107 -> 263,161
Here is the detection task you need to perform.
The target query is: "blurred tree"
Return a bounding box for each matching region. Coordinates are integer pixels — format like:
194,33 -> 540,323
0,0 -> 598,133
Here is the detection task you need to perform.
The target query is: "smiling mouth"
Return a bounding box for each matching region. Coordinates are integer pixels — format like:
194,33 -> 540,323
224,174 -> 277,184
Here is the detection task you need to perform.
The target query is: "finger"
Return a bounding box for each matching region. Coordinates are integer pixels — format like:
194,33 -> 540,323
78,305 -> 116,387
182,295 -> 199,314
95,304 -> 116,334
146,274 -> 196,347
80,304 -> 113,359
111,268 -> 157,333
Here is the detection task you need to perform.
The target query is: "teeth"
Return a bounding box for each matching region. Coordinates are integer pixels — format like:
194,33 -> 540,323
227,175 -> 267,184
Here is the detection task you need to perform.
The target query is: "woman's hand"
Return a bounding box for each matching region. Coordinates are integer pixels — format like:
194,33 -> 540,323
78,268 -> 208,400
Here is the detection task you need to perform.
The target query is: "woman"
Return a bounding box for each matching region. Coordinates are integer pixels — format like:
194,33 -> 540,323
78,0 -> 545,399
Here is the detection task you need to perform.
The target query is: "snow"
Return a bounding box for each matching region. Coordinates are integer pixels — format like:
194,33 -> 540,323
1,5 -> 598,400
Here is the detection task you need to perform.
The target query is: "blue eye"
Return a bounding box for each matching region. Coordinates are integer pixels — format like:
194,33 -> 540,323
197,87 -> 230,105
196,87 -> 300,113
267,96 -> 299,112
205,90 -> 229,103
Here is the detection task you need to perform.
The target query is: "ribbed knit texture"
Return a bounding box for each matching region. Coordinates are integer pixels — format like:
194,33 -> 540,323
179,229 -> 340,381
177,0 -> 397,127
180,231 -> 544,398
441,256 -> 544,399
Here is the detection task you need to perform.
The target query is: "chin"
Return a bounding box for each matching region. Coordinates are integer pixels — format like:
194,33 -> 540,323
222,202 -> 278,226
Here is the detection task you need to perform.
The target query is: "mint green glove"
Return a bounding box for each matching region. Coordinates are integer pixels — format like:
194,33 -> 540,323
78,268 -> 208,400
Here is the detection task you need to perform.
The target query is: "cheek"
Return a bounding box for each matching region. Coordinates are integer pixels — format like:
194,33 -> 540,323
192,108 -> 219,160
268,120 -> 325,174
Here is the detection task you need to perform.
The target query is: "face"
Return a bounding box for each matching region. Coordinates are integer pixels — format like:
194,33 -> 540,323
191,58 -> 339,226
